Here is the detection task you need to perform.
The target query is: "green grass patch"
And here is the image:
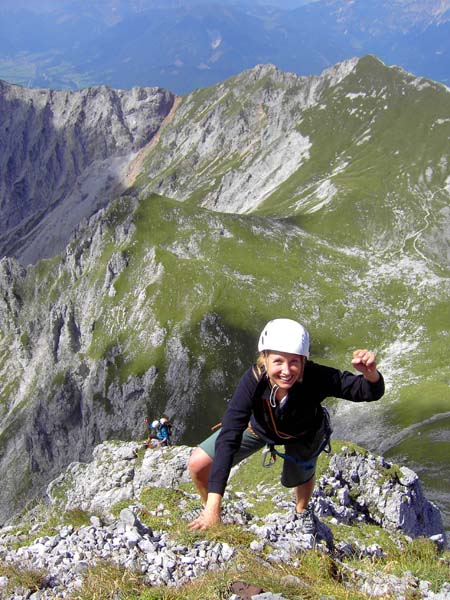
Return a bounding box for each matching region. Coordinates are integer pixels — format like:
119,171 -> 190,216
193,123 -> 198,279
70,545 -> 379,600
384,416 -> 450,486
8,506 -> 91,550
0,376 -> 20,408
67,560 -> 161,600
339,523 -> 450,593
391,382 -> 450,428
52,370 -> 66,387
0,561 -> 47,596
47,469 -> 77,507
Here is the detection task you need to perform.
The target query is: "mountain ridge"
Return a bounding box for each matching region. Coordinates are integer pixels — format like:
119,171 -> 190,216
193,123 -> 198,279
136,55 -> 450,260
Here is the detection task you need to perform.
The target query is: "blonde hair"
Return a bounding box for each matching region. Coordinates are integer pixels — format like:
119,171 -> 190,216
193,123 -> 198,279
251,352 -> 267,381
256,351 -> 266,371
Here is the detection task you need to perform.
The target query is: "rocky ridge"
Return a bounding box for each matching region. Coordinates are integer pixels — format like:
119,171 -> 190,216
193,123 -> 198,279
0,442 -> 447,599
138,60 -> 359,214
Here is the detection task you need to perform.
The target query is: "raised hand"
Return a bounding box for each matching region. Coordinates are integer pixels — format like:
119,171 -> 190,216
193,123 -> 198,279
351,349 -> 380,383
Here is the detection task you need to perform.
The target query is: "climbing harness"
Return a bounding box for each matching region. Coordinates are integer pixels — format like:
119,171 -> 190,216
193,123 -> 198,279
262,407 -> 333,469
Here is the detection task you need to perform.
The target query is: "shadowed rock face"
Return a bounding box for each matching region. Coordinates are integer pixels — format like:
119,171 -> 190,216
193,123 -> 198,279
0,80 -> 175,264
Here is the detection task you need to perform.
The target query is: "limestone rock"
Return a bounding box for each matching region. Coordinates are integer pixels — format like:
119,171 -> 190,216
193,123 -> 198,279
46,442 -> 192,515
328,449 -> 445,539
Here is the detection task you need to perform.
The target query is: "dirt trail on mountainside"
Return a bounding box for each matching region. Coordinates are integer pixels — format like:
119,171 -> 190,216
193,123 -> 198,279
124,95 -> 182,188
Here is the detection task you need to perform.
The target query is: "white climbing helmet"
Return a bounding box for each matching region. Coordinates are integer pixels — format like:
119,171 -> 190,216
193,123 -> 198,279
258,319 -> 310,358
151,420 -> 160,429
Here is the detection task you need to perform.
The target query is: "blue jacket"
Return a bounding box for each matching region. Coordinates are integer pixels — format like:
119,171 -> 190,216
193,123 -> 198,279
157,423 -> 170,443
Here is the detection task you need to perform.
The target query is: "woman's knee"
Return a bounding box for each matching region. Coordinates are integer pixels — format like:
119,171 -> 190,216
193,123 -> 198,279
188,447 -> 213,477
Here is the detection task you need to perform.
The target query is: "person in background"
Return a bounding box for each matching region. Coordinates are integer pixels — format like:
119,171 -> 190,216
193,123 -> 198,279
188,318 -> 384,532
157,417 -> 172,447
144,418 -> 161,448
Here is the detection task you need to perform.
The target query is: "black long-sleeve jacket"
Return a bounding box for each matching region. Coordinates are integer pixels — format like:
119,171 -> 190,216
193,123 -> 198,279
208,361 -> 385,495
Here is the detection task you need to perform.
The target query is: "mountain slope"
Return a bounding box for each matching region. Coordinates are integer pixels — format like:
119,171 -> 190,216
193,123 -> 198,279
0,80 -> 175,264
0,57 -> 449,530
138,55 -> 450,258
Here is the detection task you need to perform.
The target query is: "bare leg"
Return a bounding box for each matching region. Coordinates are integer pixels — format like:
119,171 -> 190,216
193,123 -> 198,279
188,447 -> 213,505
294,476 -> 315,513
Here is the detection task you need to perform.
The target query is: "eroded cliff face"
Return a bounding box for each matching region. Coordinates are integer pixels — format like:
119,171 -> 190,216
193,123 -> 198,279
0,199 -> 156,523
0,189 -> 239,524
0,80 -> 176,264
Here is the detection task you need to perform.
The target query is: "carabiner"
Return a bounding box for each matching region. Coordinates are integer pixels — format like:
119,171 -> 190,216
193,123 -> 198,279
262,445 -> 276,468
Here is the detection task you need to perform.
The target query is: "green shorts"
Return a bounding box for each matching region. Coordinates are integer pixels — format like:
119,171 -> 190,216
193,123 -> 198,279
199,427 -> 317,488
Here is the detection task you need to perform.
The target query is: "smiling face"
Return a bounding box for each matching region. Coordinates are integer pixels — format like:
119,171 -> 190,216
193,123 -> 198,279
264,350 -> 305,395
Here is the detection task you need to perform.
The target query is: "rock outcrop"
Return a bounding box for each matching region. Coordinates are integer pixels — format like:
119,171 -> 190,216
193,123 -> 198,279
46,442 -> 192,515
326,449 -> 445,539
43,442 -> 446,543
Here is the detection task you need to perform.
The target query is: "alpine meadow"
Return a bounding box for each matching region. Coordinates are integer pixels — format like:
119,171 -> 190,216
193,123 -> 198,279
0,53 -> 449,543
